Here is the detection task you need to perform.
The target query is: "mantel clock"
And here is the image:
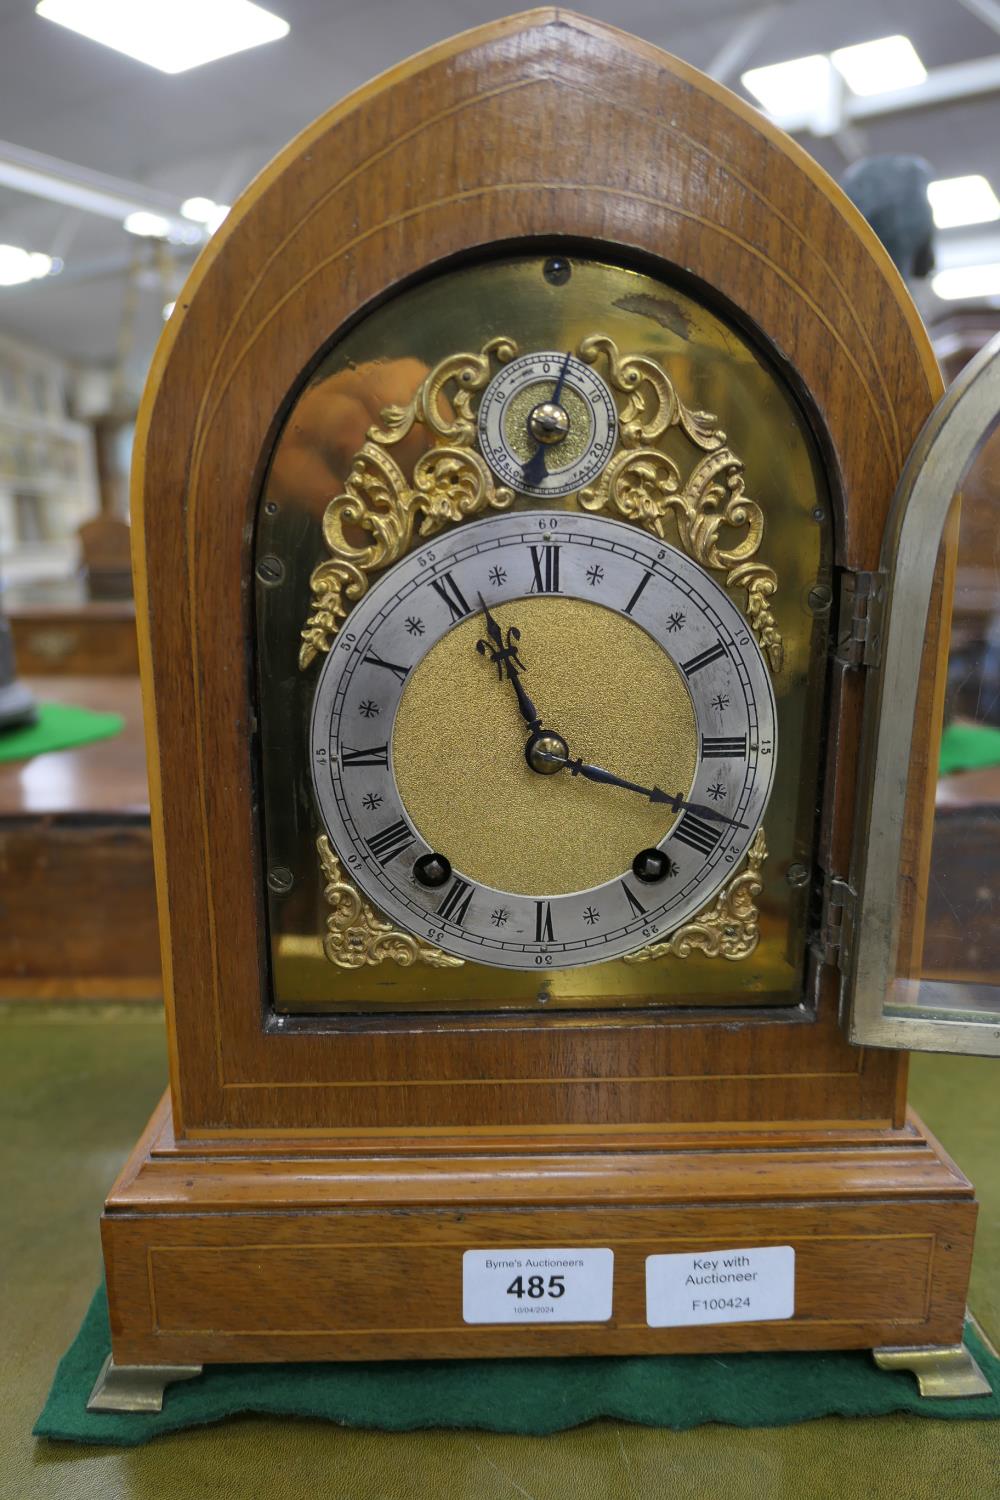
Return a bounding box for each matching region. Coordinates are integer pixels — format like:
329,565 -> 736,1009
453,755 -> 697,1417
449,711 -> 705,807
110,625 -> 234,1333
90,9 -> 1000,1411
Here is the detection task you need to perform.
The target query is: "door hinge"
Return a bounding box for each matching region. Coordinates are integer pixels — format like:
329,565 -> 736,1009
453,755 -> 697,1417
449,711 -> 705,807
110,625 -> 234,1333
835,569 -> 885,668
814,874 -> 856,972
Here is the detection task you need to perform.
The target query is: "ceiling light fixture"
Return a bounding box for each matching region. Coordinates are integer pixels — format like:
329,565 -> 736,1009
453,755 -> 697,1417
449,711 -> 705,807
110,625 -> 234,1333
932,263 -> 1000,300
741,53 -> 834,128
0,245 -> 55,287
830,35 -> 926,97
123,210 -> 170,238
35,0 -> 290,75
927,175 -> 1000,230
181,196 -> 231,233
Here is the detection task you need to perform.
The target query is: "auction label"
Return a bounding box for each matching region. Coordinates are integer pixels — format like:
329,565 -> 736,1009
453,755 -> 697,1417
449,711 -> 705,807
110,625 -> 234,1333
645,1245 -> 795,1327
463,1248 -> 614,1324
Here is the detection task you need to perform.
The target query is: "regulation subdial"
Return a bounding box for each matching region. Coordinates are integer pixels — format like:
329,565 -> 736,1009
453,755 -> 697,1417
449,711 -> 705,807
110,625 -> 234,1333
476,349 -> 618,498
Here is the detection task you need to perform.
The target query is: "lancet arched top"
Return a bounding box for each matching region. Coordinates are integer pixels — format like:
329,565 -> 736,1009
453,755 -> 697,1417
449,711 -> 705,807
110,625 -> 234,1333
130,8 -> 944,1131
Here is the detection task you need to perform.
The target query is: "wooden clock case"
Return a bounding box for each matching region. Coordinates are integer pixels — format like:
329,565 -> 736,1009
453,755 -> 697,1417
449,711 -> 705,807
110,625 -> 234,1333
100,10 -> 976,1372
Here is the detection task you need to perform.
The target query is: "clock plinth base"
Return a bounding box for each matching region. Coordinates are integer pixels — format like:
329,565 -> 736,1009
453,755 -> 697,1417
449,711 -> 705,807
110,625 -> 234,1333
100,1093 -> 977,1369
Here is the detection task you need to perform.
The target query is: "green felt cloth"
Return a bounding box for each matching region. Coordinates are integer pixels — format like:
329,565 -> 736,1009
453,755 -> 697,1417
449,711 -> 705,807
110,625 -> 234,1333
0,701 -> 123,763
34,1285 -> 1000,1447
939,720 -> 1000,776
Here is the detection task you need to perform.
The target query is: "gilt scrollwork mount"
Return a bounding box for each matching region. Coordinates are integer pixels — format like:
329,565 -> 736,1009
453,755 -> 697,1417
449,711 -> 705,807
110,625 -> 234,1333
299,334 -> 783,673
316,831 -> 768,973
317,835 -> 463,970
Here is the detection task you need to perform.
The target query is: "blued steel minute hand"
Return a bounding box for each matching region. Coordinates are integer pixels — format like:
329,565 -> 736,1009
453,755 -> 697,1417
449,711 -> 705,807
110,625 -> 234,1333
533,748 -> 748,829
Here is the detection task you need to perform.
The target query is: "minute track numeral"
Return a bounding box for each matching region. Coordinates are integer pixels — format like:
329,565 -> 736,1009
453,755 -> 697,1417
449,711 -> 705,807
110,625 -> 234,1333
672,813 -> 723,856
681,642 -> 728,677
529,545 -> 561,593
535,900 -> 555,942
429,570 -> 471,621
340,743 -> 389,767
436,876 -> 475,926
364,818 -> 414,866
701,734 -> 747,758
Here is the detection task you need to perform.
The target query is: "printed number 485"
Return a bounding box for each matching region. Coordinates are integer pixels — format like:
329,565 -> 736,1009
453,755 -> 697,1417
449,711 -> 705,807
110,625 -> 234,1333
507,1274 -> 565,1298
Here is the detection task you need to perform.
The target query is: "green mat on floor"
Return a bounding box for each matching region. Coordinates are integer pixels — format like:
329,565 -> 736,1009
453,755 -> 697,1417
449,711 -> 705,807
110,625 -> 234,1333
0,702 -> 123,762
34,1285 -> 1000,1447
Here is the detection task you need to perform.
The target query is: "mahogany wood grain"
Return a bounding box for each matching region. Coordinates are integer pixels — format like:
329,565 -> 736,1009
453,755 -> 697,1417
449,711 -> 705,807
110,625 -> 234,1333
131,8 -> 947,1137
101,1091 -> 975,1365
98,10 -> 978,1371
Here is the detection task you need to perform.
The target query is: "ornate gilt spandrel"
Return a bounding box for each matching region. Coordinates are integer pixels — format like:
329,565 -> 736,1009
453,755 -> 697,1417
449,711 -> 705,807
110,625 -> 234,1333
625,830 -> 768,964
317,836 -> 463,969
300,331 -> 783,674
299,338 -> 518,668
317,832 -> 768,978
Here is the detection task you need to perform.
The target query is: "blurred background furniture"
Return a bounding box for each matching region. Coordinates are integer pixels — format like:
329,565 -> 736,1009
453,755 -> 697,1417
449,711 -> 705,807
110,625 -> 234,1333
0,675 -> 157,999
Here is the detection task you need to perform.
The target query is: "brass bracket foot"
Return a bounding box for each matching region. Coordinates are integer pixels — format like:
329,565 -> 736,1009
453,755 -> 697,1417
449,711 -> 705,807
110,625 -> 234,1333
873,1340 -> 992,1398
86,1353 -> 203,1413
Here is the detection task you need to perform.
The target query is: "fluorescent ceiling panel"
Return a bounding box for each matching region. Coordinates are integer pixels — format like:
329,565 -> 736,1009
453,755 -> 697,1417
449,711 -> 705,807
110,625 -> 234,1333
123,210 -> 170,238
927,175 -> 1000,230
0,245 -> 54,287
741,54 -> 832,127
830,35 -> 926,96
35,0 -> 289,75
932,263 -> 1000,300
181,197 -> 231,232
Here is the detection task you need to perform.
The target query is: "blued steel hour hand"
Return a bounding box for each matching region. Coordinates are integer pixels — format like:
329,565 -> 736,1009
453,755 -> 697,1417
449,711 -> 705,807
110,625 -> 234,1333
533,748 -> 748,829
476,593 -> 542,733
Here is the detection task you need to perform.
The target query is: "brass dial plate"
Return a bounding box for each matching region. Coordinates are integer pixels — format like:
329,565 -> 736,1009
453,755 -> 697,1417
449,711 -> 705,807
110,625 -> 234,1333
255,252 -> 832,1010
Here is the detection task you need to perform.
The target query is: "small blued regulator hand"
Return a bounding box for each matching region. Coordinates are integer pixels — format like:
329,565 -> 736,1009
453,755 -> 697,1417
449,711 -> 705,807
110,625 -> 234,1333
476,594 -> 543,733
522,349 -> 573,489
533,748 -> 748,829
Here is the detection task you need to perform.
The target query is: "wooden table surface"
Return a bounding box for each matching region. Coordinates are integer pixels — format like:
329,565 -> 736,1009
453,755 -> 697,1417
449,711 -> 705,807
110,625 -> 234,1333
0,677 -> 157,999
0,676 -> 148,817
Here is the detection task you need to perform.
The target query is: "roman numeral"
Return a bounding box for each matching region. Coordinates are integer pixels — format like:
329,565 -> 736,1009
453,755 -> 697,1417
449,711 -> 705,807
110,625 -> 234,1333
436,877 -> 475,926
672,813 -> 722,857
529,545 -> 561,593
429,571 -> 471,621
701,734 -> 747,758
340,743 -> 389,767
363,652 -> 410,683
534,900 -> 555,942
623,570 -> 653,615
620,881 -> 647,918
365,818 -> 414,866
681,642 -> 728,677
